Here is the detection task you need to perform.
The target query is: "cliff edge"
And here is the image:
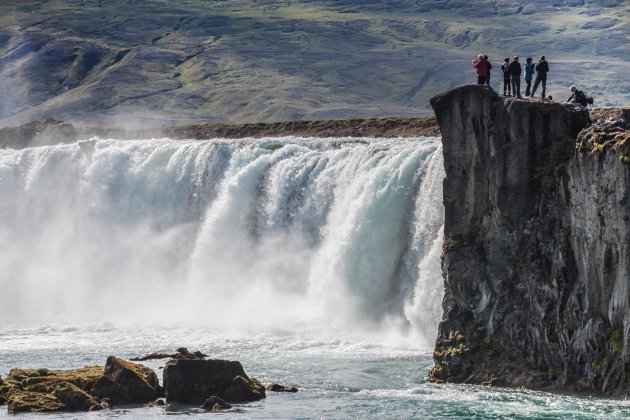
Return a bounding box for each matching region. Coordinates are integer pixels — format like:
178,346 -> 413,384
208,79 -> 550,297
430,85 -> 630,394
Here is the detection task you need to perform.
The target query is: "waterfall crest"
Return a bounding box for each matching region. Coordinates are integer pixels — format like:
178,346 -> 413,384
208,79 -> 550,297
0,136 -> 444,345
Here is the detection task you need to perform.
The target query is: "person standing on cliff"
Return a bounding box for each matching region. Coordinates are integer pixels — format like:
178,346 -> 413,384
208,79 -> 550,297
508,56 -> 522,98
501,58 -> 511,96
524,57 -> 535,97
472,54 -> 488,85
484,55 -> 493,89
531,56 -> 549,99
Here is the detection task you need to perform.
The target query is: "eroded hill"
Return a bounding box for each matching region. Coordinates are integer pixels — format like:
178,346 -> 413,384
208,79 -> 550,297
0,0 -> 628,125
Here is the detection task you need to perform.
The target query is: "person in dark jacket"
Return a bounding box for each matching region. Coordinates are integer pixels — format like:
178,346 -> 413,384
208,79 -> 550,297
508,56 -> 522,98
484,55 -> 493,88
501,58 -> 511,96
531,56 -> 549,99
472,54 -> 488,85
567,85 -> 589,107
524,57 -> 535,97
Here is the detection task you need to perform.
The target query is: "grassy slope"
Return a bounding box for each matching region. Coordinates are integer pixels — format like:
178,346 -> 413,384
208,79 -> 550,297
0,0 -> 628,125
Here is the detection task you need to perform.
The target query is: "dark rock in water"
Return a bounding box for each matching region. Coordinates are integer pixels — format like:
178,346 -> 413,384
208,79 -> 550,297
163,359 -> 265,404
131,347 -> 208,361
429,85 -> 630,395
91,356 -> 160,404
266,383 -> 298,393
222,376 -> 266,403
201,396 -> 232,411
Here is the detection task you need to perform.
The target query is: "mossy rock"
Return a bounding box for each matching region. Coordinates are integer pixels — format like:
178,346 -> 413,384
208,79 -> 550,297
222,376 -> 266,403
6,366 -> 104,391
90,356 -> 160,404
6,380 -> 104,413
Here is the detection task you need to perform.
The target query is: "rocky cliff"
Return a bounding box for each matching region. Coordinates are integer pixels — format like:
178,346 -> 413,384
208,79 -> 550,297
429,85 -> 630,394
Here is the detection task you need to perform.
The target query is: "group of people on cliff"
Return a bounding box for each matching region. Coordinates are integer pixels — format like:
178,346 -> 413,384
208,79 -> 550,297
471,55 -> 591,107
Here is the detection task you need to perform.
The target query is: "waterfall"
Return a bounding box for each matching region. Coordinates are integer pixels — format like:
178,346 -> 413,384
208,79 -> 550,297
0,136 -> 444,345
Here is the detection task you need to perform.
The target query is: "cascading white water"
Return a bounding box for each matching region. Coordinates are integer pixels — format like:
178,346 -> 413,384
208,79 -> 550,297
0,136 -> 444,346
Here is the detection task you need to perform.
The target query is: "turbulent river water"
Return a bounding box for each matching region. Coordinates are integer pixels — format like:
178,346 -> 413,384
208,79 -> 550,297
0,137 -> 628,418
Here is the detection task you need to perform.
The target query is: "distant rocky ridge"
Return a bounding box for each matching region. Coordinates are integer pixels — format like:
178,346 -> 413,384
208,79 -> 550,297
0,116 -> 439,149
430,85 -> 630,394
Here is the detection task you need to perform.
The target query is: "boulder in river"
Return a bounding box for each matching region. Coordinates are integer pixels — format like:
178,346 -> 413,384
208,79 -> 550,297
201,396 -> 232,411
163,359 -> 265,404
266,383 -> 299,393
90,356 -> 161,404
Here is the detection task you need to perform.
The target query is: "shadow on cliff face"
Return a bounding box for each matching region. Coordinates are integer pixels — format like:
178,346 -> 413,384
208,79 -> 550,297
428,84 -> 630,396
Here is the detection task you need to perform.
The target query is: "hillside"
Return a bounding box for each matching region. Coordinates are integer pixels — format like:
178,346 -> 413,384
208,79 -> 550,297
0,0 -> 628,126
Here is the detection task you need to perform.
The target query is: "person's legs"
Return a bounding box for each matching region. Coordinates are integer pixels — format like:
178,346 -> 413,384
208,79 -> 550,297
503,79 -> 510,95
525,80 -> 532,96
486,74 -> 491,88
515,78 -> 521,97
541,77 -> 547,98
511,76 -> 516,96
477,76 -> 486,85
531,76 -> 541,97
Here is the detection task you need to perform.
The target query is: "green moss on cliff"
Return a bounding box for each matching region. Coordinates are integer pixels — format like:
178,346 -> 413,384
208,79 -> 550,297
535,139 -> 576,191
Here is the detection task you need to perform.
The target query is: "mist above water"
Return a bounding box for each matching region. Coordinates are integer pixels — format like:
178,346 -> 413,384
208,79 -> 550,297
0,136 -> 444,348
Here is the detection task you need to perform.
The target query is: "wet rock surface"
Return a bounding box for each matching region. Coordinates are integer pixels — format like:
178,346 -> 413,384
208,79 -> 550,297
201,396 -> 232,411
163,359 -> 265,404
131,347 -> 208,361
429,85 -> 630,394
266,383 -> 299,393
0,358 -> 162,413
90,356 -> 161,404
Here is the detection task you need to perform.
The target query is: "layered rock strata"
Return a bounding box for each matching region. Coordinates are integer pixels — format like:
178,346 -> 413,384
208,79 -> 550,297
429,85 -> 630,394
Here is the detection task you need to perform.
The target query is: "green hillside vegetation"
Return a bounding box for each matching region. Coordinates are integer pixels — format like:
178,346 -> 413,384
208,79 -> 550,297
0,0 -> 628,125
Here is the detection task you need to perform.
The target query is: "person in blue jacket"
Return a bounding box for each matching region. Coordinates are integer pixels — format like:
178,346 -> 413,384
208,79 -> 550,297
524,57 -> 535,97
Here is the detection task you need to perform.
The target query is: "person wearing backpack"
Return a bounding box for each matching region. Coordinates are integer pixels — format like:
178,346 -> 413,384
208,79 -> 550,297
524,57 -> 536,97
472,54 -> 488,85
531,56 -> 549,99
501,58 -> 511,96
508,56 -> 522,98
567,85 -> 589,107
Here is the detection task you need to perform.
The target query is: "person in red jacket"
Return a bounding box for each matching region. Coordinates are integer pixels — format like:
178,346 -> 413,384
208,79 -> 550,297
472,54 -> 488,85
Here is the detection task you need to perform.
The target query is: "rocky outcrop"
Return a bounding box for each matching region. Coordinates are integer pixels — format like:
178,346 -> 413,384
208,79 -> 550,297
90,356 -> 161,404
0,358 -> 162,413
163,359 -> 265,404
429,85 -> 630,394
266,383 -> 299,393
0,116 -> 439,150
130,347 -> 208,361
0,366 -> 105,413
0,117 -> 79,149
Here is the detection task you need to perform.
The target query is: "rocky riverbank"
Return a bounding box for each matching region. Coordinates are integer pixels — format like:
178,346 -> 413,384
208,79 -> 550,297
0,116 -> 439,150
0,349 -> 292,413
429,85 -> 630,394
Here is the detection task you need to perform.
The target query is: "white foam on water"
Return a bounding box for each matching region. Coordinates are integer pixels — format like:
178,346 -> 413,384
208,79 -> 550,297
0,136 -> 444,349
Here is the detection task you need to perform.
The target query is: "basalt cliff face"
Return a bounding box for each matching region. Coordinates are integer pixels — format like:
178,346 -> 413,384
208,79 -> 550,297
430,85 -> 630,394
